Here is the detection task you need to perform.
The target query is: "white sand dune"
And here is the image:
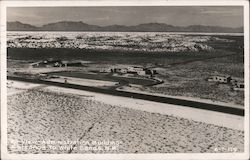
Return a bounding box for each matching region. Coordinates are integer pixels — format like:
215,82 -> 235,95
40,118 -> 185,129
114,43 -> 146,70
7,32 -> 219,52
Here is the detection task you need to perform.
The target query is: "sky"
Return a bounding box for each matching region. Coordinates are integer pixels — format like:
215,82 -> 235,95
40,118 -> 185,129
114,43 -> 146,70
7,6 -> 243,28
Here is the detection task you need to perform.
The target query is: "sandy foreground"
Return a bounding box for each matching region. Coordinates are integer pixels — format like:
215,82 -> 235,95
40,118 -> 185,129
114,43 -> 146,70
6,80 -> 244,153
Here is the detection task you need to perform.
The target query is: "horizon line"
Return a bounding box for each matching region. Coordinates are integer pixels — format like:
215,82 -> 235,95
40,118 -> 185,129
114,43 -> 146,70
7,20 -> 244,29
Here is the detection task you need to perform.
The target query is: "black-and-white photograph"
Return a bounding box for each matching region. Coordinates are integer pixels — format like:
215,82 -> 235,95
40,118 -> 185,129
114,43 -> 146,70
1,1 -> 249,159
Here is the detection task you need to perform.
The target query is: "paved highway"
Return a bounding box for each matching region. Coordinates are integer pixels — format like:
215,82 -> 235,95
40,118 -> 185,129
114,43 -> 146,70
7,76 -> 244,116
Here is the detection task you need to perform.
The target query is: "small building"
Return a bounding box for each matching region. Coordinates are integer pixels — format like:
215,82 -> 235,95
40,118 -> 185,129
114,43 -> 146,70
100,68 -> 112,73
62,61 -> 68,67
208,74 -> 244,91
144,68 -> 157,75
54,61 -> 62,67
100,66 -> 157,77
207,75 -> 232,83
29,59 -> 86,68
233,82 -> 244,91
133,66 -> 144,71
114,68 -> 128,74
137,70 -> 146,76
30,59 -> 63,68
127,66 -> 143,72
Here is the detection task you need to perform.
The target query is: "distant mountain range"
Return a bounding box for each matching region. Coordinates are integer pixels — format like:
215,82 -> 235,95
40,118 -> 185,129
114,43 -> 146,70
7,21 -> 243,33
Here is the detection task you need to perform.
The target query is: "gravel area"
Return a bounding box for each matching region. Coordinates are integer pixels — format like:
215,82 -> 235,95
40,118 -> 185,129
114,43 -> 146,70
7,89 -> 244,154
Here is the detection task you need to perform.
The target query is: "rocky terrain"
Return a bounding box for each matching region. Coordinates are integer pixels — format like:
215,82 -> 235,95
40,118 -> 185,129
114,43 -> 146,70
7,88 -> 244,154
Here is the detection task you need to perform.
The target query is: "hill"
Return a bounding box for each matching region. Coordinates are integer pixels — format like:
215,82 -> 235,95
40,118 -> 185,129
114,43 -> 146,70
7,21 -> 38,31
7,21 -> 243,33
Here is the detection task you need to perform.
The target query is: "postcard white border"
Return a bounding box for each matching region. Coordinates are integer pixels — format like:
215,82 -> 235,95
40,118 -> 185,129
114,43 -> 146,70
1,0 -> 249,160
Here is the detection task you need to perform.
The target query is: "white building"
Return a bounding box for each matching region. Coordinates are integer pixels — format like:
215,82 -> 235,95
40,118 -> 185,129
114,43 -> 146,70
137,70 -> 146,76
207,75 -> 231,83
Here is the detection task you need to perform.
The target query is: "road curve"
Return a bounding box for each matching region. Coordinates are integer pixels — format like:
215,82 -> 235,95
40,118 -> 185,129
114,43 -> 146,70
7,76 -> 244,116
